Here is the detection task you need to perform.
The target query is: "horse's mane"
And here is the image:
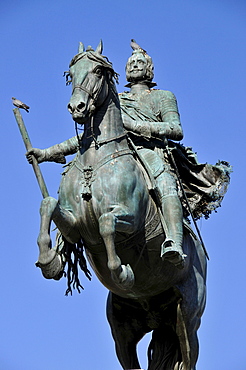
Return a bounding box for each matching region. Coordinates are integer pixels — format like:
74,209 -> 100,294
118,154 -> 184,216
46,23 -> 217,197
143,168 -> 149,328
69,51 -> 119,83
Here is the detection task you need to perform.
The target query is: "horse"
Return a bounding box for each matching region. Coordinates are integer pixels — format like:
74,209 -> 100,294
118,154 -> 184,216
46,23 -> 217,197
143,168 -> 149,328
36,41 -> 207,370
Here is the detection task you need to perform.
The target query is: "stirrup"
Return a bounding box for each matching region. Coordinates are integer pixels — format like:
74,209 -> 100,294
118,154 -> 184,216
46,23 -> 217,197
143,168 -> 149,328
161,240 -> 186,269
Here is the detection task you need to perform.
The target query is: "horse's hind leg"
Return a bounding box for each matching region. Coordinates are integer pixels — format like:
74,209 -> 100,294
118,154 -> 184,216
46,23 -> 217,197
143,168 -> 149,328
179,312 -> 200,370
37,196 -> 79,279
107,292 -> 145,370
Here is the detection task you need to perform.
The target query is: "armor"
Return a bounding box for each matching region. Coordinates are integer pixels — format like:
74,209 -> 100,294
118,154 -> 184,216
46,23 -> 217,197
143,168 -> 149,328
119,87 -> 186,268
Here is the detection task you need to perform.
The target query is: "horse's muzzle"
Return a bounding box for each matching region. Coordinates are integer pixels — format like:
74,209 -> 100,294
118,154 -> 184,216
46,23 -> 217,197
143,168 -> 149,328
71,111 -> 89,124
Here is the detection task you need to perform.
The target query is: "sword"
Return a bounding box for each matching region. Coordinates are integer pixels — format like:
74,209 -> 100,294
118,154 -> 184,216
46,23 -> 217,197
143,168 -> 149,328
167,144 -> 209,260
13,108 -> 49,198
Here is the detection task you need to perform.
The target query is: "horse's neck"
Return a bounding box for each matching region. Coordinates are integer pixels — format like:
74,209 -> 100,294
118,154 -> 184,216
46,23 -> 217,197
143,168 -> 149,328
80,91 -> 128,165
94,92 -> 124,141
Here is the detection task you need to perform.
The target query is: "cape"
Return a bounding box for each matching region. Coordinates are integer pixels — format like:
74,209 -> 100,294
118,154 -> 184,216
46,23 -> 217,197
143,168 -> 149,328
168,141 -> 232,220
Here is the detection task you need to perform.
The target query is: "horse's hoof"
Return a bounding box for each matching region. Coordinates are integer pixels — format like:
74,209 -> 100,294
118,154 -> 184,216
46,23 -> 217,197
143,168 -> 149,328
36,251 -> 64,280
112,264 -> 135,290
120,264 -> 135,288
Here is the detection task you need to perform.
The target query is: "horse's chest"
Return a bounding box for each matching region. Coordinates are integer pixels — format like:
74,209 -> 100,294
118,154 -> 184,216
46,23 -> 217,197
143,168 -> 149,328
58,163 -> 102,240
59,163 -> 93,214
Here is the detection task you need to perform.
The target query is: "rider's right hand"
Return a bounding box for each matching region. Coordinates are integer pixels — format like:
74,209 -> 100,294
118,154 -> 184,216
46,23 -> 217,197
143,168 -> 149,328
26,148 -> 46,164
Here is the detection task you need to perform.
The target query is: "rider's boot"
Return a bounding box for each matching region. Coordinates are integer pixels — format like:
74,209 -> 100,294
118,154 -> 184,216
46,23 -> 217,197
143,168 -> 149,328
160,195 -> 186,269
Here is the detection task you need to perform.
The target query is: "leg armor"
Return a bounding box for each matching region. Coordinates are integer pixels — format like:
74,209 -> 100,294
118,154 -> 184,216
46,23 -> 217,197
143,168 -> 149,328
138,147 -> 186,268
156,171 -> 186,268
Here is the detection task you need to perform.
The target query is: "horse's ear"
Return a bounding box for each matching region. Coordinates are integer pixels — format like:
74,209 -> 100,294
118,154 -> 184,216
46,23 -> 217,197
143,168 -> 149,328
95,40 -> 103,54
78,42 -> 85,53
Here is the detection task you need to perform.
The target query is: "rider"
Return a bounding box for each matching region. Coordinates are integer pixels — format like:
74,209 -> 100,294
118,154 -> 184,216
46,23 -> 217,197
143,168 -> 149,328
119,48 -> 186,268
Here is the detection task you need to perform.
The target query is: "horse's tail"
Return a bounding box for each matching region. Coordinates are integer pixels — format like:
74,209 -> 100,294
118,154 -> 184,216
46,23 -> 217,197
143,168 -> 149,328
147,323 -> 181,370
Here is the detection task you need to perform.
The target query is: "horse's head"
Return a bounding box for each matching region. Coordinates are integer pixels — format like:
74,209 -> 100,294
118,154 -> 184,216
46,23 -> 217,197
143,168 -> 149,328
67,40 -> 118,124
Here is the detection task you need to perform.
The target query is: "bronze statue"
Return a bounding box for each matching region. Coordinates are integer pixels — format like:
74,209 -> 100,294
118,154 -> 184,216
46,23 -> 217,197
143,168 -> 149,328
21,40 -> 231,370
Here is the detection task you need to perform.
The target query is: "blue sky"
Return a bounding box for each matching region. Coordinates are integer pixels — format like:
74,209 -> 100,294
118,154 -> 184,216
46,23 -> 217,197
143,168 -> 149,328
1,1 -> 246,369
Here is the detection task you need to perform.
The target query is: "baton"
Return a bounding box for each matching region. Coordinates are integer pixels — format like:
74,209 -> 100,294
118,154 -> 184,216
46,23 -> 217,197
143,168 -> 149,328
13,108 -> 49,198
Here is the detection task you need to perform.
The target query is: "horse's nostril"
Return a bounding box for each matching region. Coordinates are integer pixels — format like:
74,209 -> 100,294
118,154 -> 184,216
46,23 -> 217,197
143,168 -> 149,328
67,103 -> 73,113
68,102 -> 85,114
77,102 -> 85,111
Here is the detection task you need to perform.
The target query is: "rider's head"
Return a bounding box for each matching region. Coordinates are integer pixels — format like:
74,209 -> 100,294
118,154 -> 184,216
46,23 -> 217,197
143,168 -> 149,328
125,50 -> 154,83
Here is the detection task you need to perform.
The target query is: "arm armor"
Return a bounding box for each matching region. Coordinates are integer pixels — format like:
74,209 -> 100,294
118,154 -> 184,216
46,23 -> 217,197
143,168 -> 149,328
42,135 -> 81,163
122,91 -> 183,141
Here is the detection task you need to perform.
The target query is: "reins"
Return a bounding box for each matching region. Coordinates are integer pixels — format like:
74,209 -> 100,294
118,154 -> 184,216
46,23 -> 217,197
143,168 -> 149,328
73,70 -> 126,149
73,69 -> 109,148
86,126 -> 127,149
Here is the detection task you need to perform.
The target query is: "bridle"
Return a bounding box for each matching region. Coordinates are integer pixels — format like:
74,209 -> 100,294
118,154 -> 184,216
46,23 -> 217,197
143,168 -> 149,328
72,68 -> 107,115
71,57 -> 126,149
71,64 -> 108,148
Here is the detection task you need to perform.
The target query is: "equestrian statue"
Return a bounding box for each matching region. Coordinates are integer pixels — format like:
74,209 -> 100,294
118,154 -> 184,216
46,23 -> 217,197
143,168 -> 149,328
22,40 -> 231,370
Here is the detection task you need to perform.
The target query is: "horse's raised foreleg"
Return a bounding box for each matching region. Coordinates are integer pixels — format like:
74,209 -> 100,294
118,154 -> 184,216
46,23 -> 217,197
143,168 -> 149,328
37,197 -> 58,271
37,196 -> 79,279
98,209 -> 135,289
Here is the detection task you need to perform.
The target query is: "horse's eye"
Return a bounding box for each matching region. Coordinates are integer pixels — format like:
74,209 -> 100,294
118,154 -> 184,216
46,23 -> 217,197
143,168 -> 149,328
63,71 -> 72,85
94,67 -> 102,77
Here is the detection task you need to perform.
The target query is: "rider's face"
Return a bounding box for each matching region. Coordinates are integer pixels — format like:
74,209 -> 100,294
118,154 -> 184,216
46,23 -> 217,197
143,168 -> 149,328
128,54 -> 147,81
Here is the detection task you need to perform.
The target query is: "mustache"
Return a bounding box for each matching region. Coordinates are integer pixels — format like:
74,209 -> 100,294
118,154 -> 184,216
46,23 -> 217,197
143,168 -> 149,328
130,68 -> 143,72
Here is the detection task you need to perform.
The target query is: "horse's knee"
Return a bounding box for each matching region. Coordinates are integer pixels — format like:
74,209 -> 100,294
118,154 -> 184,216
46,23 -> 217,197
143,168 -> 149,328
37,232 -> 51,249
39,196 -> 57,216
100,211 -> 136,238
99,213 -> 116,237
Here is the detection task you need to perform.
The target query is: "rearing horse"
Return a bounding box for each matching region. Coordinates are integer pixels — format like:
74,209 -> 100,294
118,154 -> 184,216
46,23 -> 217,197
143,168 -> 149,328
36,41 -> 206,370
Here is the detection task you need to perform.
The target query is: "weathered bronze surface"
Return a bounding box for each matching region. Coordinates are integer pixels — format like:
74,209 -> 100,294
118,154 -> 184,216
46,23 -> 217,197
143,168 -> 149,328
21,40 -> 231,370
